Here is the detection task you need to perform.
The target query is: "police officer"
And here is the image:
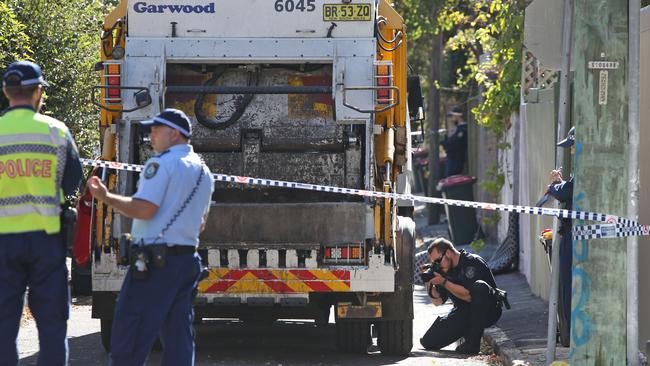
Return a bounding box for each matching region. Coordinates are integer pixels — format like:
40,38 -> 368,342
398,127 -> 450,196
547,126 -> 575,336
87,109 -> 214,366
420,238 -> 502,354
440,106 -> 468,177
0,61 -> 83,366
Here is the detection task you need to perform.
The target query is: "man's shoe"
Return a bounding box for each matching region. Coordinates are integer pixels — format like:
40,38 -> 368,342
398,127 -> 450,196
455,340 -> 480,355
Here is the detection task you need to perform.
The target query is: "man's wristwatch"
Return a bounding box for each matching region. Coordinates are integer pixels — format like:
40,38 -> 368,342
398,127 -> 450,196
442,278 -> 448,286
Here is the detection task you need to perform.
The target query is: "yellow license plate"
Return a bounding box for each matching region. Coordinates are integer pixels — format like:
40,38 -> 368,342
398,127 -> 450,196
323,3 -> 372,21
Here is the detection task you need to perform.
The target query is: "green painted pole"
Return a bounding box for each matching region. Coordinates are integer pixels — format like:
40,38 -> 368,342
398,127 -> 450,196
570,0 -> 629,363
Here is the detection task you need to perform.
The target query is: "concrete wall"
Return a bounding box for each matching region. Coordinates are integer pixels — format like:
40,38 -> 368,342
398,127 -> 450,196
518,89 -> 556,300
498,113 -> 519,244
518,0 -> 565,300
467,99 -> 499,240
637,6 -> 650,350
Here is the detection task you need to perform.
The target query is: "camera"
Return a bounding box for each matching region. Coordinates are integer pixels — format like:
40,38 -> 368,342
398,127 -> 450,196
420,258 -> 442,283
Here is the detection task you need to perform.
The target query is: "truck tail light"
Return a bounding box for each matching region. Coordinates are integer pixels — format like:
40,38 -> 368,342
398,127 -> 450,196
324,244 -> 365,264
375,61 -> 394,106
104,62 -> 122,104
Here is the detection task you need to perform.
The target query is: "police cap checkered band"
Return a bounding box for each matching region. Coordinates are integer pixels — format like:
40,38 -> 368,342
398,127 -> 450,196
141,108 -> 192,138
2,61 -> 49,87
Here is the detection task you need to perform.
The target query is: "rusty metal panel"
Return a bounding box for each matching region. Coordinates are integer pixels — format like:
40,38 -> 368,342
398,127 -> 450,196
201,151 -> 347,185
165,64 -> 343,149
200,202 -> 370,245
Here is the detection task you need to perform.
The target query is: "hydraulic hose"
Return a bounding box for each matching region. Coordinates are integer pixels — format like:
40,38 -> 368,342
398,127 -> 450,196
194,66 -> 258,130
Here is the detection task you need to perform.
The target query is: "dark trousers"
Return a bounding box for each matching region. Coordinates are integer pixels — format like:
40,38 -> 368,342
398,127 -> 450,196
420,280 -> 502,350
0,231 -> 69,366
109,252 -> 202,366
444,158 -> 465,178
559,233 -> 572,331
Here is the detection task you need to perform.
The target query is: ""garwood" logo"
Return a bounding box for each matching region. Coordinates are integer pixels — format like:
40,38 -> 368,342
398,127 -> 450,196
133,2 -> 216,14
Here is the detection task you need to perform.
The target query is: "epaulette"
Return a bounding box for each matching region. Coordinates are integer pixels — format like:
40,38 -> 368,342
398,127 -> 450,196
154,149 -> 171,158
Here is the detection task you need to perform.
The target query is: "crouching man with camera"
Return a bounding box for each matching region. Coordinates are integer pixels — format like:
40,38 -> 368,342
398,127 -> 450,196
420,238 -> 507,354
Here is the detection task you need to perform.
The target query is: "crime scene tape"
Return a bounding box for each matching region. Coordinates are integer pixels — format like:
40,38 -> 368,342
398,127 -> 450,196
573,223 -> 650,241
81,158 -> 644,241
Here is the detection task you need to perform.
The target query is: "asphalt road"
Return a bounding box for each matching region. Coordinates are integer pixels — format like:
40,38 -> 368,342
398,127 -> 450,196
17,284 -> 501,366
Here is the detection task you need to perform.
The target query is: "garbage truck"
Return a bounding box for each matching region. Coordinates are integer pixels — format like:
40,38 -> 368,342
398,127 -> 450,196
82,0 -> 424,355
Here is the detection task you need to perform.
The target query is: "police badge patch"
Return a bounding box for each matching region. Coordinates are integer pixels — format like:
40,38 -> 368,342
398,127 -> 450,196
464,266 -> 476,279
144,162 -> 159,179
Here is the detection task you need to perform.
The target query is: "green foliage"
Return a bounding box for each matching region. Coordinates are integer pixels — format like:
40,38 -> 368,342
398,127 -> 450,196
396,0 -> 523,143
469,238 -> 485,253
393,0 -> 437,92
0,0 -> 115,157
0,1 -> 32,108
437,0 -> 524,138
480,164 -> 505,196
479,164 -> 504,225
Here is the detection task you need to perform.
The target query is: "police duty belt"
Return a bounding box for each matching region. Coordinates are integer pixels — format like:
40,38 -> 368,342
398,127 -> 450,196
81,158 -> 645,241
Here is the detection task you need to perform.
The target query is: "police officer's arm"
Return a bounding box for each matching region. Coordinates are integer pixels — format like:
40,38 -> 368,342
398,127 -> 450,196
87,177 -> 158,219
548,170 -> 573,203
200,213 -> 209,233
440,279 -> 471,302
199,169 -> 215,233
61,130 -> 83,195
431,272 -> 472,302
548,180 -> 573,204
427,281 -> 446,306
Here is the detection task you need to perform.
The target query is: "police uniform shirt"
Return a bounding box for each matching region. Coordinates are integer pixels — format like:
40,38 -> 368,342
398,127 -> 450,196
548,177 -> 574,235
131,144 -> 214,246
435,249 -> 497,308
441,122 -> 468,160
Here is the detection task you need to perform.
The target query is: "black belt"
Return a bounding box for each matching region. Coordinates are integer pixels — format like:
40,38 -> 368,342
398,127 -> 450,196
159,245 -> 196,256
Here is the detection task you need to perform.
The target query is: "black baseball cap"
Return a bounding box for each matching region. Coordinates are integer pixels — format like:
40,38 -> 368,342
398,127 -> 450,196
557,126 -> 575,148
141,109 -> 192,138
2,61 -> 49,87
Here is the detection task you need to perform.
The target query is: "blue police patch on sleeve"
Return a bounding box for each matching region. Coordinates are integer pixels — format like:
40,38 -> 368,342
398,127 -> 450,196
144,162 -> 160,179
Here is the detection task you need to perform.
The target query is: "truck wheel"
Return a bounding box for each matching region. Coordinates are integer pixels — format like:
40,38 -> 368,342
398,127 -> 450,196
395,216 -> 415,287
377,319 -> 413,356
373,216 -> 414,356
335,321 -> 370,353
100,318 -> 112,353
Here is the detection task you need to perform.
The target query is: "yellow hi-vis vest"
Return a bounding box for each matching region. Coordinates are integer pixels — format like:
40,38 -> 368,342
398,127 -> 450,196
0,108 -> 68,234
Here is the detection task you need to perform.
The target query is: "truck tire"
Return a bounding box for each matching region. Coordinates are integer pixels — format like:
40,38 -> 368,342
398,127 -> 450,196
395,216 -> 416,287
377,319 -> 413,356
335,321 -> 370,353
100,317 -> 112,353
375,216 -> 415,355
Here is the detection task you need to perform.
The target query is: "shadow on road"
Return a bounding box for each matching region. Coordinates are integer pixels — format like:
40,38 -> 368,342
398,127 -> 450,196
21,319 -> 412,366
